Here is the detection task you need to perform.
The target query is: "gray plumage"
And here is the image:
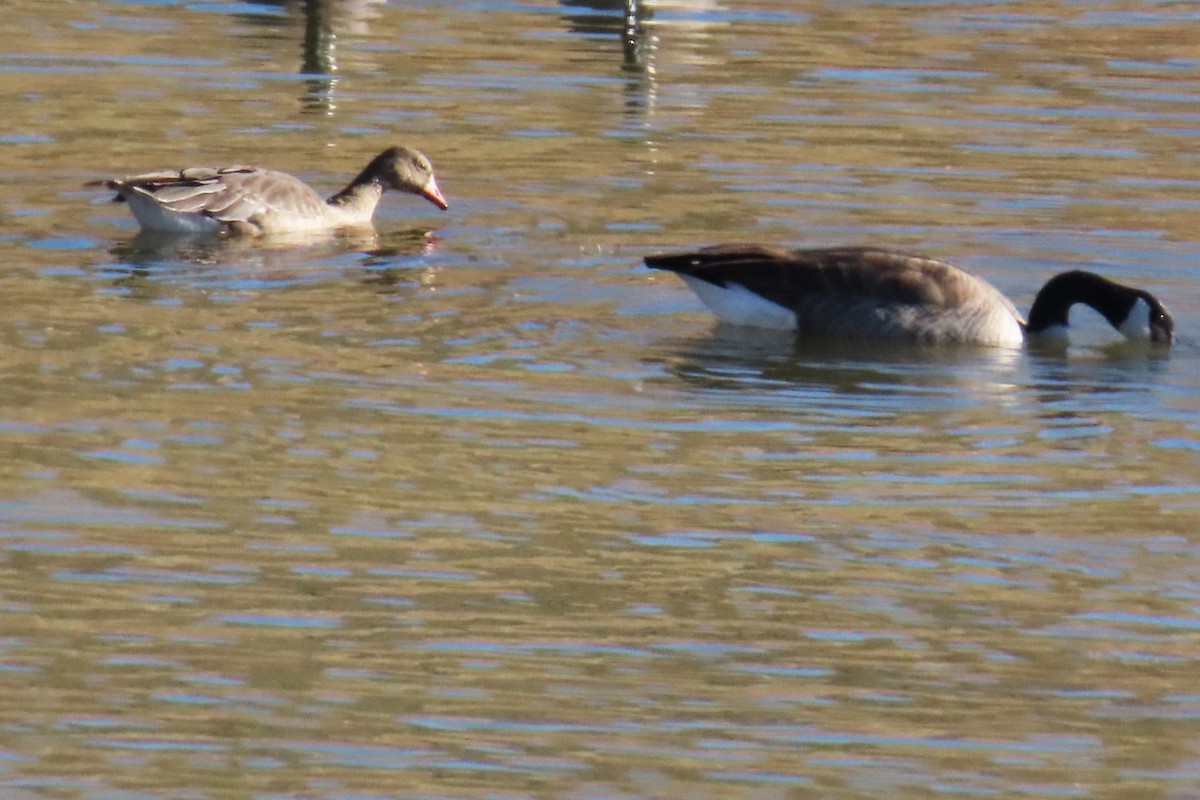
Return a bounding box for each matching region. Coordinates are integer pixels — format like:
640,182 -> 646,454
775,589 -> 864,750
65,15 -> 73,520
91,146 -> 447,235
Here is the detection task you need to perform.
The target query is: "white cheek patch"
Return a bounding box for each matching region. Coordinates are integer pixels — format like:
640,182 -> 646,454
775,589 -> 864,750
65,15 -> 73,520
679,276 -> 798,330
1118,297 -> 1153,341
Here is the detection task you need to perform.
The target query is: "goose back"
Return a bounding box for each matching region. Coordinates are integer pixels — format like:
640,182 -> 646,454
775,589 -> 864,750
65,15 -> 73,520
646,245 -> 1027,347
106,167 -> 336,234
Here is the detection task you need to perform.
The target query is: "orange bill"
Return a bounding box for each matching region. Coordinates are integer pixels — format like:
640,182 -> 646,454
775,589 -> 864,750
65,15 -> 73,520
421,176 -> 448,210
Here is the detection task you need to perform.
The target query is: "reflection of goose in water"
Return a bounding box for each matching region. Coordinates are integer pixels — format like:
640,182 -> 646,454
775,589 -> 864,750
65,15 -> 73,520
559,0 -> 653,69
661,316 -> 1169,408
660,319 -> 1024,401
100,226 -> 438,289
1025,348 -> 1172,434
293,0 -> 387,113
559,0 -> 724,55
646,245 -> 1174,348
238,0 -> 386,37
559,0 -> 727,115
231,0 -> 388,113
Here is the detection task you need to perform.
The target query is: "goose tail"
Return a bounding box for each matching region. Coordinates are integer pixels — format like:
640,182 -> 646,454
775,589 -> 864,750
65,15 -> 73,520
644,250 -> 706,273
645,244 -> 790,275
84,178 -> 127,201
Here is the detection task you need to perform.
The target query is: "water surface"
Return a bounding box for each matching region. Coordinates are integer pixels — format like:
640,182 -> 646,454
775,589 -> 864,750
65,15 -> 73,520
1,1 -> 1199,798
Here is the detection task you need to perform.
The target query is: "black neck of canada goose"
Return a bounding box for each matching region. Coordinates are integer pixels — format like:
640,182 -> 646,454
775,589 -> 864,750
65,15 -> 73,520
1025,270 -> 1173,342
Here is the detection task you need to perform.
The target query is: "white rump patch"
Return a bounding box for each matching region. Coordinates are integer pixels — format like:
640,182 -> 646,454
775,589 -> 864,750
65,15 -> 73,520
125,190 -> 225,233
1118,297 -> 1153,341
680,276 -> 797,330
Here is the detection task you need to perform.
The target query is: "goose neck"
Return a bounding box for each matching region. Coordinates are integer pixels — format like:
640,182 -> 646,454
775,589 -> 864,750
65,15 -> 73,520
1025,270 -> 1135,334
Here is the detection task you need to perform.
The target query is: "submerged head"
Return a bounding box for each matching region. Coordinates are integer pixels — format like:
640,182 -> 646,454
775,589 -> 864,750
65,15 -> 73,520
1026,270 -> 1174,345
1121,292 -> 1174,344
369,146 -> 448,210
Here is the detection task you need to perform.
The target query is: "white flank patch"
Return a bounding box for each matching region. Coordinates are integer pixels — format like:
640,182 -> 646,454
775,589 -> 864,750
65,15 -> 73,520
680,276 -> 797,330
124,191 -> 225,234
1118,297 -> 1153,341
906,304 -> 1024,348
984,314 -> 1026,348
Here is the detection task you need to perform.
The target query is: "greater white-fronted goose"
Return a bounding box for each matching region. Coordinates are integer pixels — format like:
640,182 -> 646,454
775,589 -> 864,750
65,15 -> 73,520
645,245 -> 1174,347
92,145 -> 447,235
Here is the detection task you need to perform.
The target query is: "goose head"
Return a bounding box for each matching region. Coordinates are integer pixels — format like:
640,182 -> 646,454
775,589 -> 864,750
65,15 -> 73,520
366,146 -> 448,210
1025,270 -> 1174,345
1121,292 -> 1174,343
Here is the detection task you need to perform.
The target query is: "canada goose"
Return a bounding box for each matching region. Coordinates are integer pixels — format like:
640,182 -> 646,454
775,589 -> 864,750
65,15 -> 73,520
91,145 -> 447,236
644,244 -> 1174,347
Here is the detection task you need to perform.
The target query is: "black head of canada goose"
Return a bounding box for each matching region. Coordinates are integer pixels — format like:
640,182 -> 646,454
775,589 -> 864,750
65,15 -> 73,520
645,245 -> 1174,348
91,145 -> 447,236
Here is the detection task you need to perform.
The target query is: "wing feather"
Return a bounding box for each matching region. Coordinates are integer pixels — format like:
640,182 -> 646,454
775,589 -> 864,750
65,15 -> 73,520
103,166 -> 328,228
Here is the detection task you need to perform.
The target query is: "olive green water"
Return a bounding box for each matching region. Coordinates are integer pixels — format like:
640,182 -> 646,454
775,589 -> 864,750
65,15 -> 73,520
1,1 -> 1198,798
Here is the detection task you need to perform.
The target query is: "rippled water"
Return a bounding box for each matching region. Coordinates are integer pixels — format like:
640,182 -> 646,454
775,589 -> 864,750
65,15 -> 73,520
1,0 -> 1199,798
